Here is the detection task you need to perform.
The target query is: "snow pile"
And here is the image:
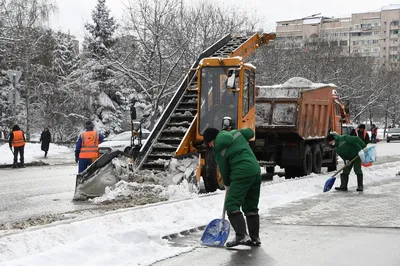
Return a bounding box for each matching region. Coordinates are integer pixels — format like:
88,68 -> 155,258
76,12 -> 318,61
382,4 -> 400,11
0,143 -> 73,165
91,157 -> 200,204
257,77 -> 337,98
1,160 -> 400,266
90,181 -> 167,204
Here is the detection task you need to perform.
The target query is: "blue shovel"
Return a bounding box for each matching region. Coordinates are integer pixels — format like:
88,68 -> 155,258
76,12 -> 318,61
201,190 -> 230,247
323,155 -> 359,192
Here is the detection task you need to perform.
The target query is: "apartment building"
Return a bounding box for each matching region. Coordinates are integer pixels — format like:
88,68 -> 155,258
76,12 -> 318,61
275,4 -> 400,65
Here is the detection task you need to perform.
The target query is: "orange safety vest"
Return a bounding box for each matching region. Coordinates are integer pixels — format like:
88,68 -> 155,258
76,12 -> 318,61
79,131 -> 99,159
12,130 -> 26,147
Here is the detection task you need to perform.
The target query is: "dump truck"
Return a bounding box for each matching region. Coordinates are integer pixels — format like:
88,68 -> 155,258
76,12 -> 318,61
253,78 -> 350,179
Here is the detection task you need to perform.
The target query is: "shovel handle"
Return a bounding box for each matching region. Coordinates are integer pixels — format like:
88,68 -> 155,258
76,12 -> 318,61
222,187 -> 228,220
332,155 -> 359,178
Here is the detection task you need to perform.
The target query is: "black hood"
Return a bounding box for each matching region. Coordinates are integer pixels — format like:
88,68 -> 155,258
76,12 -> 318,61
12,125 -> 20,131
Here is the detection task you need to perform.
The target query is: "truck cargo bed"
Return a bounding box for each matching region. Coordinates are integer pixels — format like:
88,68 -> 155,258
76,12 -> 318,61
256,78 -> 334,139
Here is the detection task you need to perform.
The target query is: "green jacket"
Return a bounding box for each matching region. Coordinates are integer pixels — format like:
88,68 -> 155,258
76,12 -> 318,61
214,128 -> 261,186
333,134 -> 366,161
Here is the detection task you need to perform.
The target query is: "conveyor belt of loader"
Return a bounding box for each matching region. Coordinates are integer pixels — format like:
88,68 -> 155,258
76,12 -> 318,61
133,34 -> 252,171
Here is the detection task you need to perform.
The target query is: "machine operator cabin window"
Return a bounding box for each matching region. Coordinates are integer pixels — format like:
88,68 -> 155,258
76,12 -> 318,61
249,70 -> 255,109
242,70 -> 250,117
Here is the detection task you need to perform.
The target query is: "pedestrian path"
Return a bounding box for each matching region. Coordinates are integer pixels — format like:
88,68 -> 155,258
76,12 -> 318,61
154,178 -> 400,266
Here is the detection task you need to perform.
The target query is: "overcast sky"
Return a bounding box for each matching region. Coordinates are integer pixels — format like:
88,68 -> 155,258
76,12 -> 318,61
50,0 -> 396,41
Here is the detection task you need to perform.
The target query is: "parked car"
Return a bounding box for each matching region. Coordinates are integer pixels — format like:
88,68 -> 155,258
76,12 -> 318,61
342,124 -> 355,135
387,128 -> 400,143
98,129 -> 150,154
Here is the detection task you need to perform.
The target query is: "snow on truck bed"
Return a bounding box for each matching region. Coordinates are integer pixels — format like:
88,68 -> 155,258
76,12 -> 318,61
256,77 -> 337,128
257,77 -> 337,98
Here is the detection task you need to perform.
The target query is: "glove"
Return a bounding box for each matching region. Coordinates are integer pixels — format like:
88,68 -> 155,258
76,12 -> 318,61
75,158 -> 78,163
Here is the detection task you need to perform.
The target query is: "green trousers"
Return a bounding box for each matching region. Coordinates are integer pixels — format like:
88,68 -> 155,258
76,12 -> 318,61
342,157 -> 363,175
225,175 -> 261,214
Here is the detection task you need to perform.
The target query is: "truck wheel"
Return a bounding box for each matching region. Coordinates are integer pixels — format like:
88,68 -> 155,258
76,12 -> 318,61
300,144 -> 312,176
311,146 -> 322,174
202,150 -> 223,192
327,151 -> 337,172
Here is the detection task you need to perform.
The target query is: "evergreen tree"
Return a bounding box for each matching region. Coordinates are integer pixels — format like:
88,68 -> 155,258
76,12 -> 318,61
84,0 -> 117,59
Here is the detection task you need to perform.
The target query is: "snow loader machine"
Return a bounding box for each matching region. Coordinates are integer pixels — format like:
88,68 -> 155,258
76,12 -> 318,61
73,33 -> 272,199
130,32 -> 277,192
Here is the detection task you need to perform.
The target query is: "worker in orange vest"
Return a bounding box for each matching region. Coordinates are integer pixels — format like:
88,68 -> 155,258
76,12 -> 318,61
75,121 -> 104,173
8,124 -> 26,168
350,124 -> 370,145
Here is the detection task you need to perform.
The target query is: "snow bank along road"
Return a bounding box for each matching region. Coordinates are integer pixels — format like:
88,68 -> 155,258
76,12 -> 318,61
0,158 -> 400,265
0,142 -> 398,229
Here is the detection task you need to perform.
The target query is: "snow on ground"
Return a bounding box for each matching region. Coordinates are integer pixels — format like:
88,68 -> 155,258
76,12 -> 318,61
0,143 -> 74,165
0,142 -> 399,265
1,156 -> 400,265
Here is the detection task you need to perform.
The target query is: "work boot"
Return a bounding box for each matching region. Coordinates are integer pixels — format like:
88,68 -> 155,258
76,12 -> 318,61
11,163 -> 17,168
245,213 -> 261,246
335,174 -> 349,191
226,212 -> 252,247
356,174 -> 364,191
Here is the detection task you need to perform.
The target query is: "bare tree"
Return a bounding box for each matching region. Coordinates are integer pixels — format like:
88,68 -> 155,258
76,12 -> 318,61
0,0 -> 57,139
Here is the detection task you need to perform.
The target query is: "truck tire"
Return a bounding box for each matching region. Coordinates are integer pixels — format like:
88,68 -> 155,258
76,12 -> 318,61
202,150 -> 224,192
311,146 -> 322,174
327,151 -> 337,172
300,144 -> 312,176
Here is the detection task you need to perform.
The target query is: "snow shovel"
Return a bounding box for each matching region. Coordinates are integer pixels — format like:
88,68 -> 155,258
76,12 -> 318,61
200,189 -> 230,247
323,155 -> 359,192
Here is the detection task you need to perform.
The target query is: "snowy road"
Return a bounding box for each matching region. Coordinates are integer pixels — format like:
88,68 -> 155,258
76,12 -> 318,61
0,165 -> 89,225
0,141 -> 399,228
0,141 -> 399,265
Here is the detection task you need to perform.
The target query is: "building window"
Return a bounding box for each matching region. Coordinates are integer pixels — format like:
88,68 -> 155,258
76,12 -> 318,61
372,40 -> 379,44
353,41 -> 359,45
340,40 -> 348,46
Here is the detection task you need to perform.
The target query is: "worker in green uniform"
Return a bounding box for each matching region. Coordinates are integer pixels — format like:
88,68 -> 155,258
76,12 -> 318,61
203,127 -> 261,247
327,133 -> 367,192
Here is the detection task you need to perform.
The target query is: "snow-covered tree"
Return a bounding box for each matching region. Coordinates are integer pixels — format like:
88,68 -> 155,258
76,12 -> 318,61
84,0 -> 117,59
52,32 -> 78,78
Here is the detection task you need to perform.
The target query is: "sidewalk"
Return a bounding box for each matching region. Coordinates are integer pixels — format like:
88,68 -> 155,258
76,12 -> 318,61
154,177 -> 400,266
